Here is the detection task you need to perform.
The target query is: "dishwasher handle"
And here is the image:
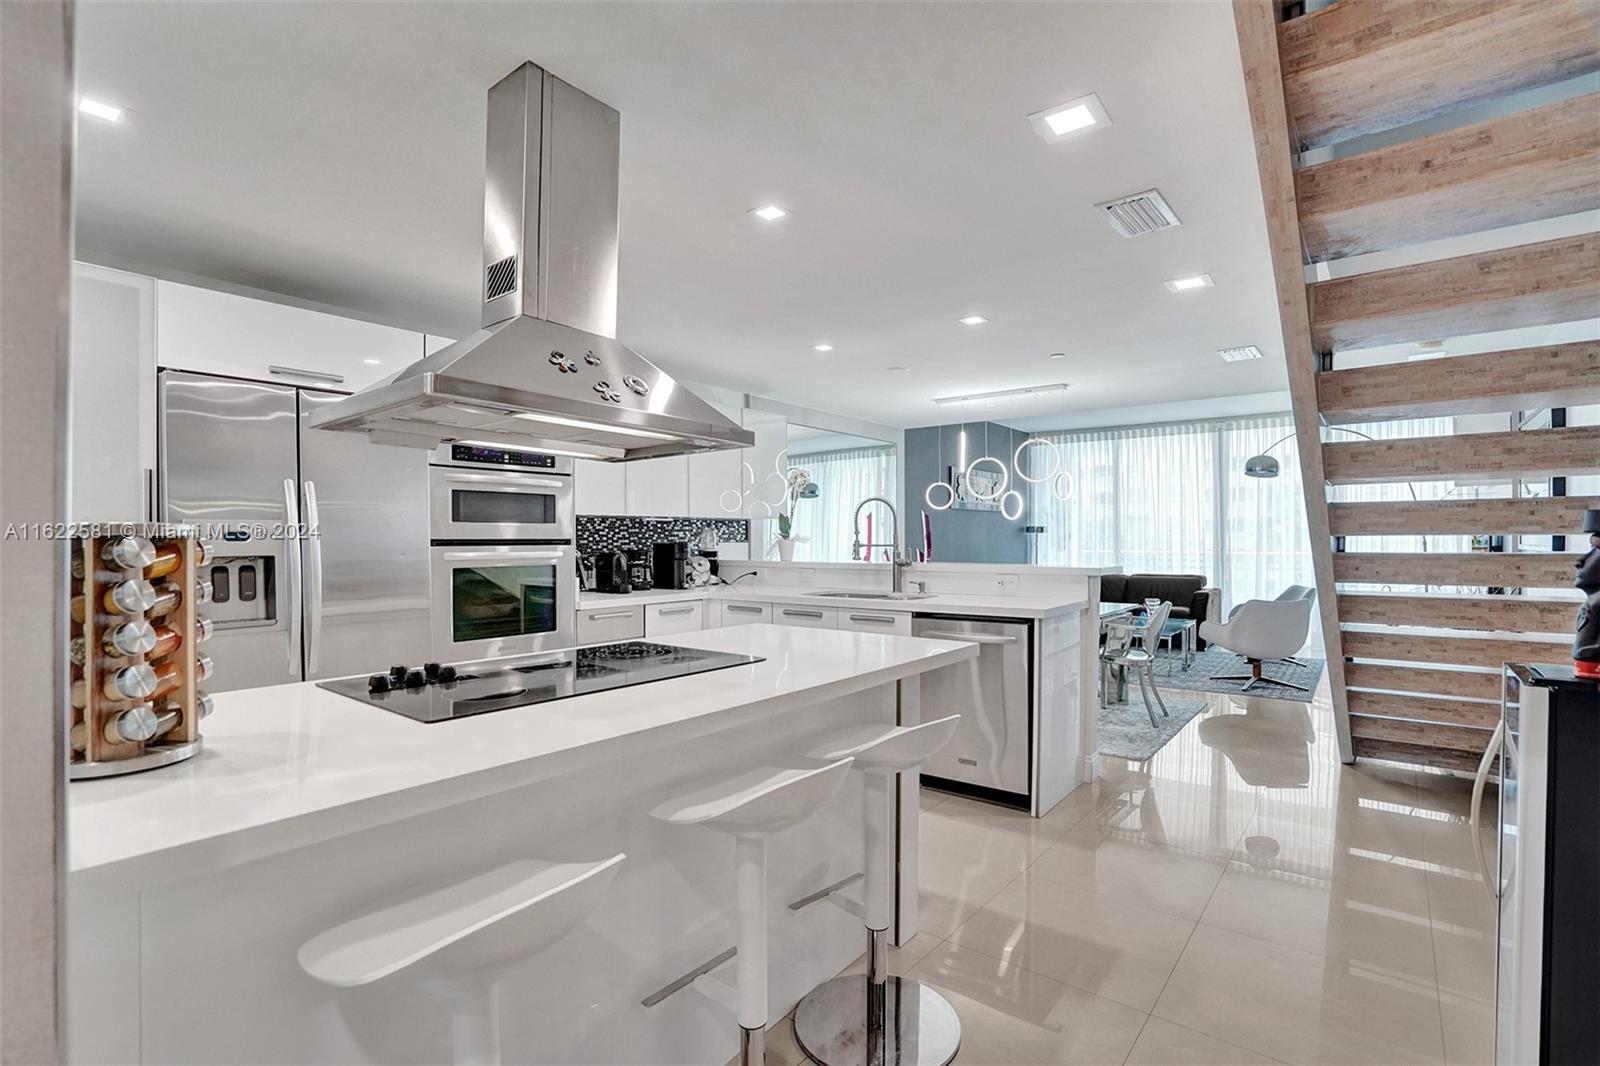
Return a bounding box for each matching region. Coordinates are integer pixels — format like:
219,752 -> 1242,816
919,630 -> 1018,645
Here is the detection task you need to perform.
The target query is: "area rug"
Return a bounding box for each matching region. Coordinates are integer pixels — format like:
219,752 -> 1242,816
1149,646 -> 1325,702
1097,687 -> 1212,761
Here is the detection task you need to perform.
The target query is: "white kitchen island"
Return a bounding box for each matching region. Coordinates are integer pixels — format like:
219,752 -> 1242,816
67,625 -> 975,1066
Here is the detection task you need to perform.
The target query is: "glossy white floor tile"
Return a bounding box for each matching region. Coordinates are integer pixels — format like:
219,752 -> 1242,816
789,684 -> 1503,1066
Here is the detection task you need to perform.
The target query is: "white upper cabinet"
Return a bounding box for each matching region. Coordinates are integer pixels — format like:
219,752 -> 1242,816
740,409 -> 788,520
156,280 -> 421,391
625,454 -> 689,517
70,263 -> 157,523
574,458 -> 626,515
687,402 -> 745,518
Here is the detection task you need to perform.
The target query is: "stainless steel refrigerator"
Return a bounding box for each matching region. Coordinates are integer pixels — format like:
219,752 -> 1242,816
159,369 -> 430,690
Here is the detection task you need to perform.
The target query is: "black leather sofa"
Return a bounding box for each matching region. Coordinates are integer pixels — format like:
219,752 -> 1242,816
1100,573 -> 1220,649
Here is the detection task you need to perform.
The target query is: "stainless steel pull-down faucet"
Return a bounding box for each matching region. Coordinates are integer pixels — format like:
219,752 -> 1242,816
851,496 -> 913,593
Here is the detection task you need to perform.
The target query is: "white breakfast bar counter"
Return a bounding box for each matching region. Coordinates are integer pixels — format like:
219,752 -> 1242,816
67,625 -> 976,1065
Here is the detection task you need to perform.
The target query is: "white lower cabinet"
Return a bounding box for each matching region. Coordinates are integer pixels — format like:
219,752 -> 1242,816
716,600 -> 772,627
835,609 -> 913,635
644,600 -> 704,637
575,604 -> 645,645
773,604 -> 838,629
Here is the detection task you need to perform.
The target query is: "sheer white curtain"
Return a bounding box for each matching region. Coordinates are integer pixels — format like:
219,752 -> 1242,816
787,446 -> 897,563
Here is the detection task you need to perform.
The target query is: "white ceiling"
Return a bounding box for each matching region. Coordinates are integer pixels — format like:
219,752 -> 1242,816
74,0 -> 1289,429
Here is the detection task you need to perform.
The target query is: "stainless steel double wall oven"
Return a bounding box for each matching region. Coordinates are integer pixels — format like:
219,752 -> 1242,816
428,442 -> 577,661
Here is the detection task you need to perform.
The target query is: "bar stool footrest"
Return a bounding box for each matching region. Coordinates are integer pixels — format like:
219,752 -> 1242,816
792,974 -> 960,1066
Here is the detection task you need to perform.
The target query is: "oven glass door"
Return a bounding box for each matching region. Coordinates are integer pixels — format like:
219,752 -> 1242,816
429,468 -> 573,541
432,546 -> 576,658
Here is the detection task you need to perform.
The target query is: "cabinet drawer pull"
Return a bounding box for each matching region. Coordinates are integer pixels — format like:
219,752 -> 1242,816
586,609 -> 637,620
268,364 -> 346,385
726,604 -> 764,614
848,614 -> 895,625
658,606 -> 696,616
781,609 -> 825,619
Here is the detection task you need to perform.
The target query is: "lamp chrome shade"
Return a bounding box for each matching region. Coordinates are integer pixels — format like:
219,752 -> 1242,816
1244,454 -> 1280,478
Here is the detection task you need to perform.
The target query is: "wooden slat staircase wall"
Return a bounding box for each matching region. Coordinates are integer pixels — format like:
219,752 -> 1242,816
1233,0 -> 1599,771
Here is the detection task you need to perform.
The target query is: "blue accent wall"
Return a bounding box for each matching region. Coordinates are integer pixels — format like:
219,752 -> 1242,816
902,422 -> 1030,564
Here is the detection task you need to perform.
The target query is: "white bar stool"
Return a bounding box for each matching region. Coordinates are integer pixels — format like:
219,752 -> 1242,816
298,853 -> 625,1066
649,757 -> 855,1065
792,715 -> 963,1066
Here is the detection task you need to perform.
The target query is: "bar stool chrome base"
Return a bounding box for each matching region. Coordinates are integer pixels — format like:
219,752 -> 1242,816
792,974 -> 960,1066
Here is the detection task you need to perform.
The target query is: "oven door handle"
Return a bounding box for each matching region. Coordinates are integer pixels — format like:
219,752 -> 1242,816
440,549 -> 569,563
443,473 -> 568,490
281,478 -> 303,676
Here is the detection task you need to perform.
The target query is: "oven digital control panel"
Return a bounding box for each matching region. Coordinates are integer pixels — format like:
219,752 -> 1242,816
449,443 -> 558,469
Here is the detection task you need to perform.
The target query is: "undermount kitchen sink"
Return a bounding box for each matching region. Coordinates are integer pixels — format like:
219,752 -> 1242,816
808,590 -> 935,600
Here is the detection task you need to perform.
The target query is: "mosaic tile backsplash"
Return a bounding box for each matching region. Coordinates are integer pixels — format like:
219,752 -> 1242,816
577,514 -> 750,556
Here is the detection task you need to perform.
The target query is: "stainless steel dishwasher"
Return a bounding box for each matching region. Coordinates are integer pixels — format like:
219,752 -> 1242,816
912,615 -> 1032,802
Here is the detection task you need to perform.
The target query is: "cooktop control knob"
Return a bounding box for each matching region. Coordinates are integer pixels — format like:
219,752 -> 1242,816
423,661 -> 441,680
368,673 -> 390,694
437,665 -> 458,683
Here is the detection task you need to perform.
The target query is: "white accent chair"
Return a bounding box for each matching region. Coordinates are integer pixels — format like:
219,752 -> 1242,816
1199,586 -> 1316,693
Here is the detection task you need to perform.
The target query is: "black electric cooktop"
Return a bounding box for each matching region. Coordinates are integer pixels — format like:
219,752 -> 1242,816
318,641 -> 766,723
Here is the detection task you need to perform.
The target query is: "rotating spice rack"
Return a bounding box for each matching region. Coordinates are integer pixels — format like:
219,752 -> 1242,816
70,525 -> 213,780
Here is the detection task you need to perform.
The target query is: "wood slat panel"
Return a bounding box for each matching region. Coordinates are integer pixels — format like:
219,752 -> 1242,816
1348,690 -> 1501,728
1297,93 -> 1600,260
1233,0 -> 1354,760
1339,593 -> 1575,632
1349,715 -> 1493,752
1341,629 -> 1571,668
1344,662 -> 1504,701
1352,736 -> 1493,772
1323,426 -> 1600,484
1308,233 -> 1600,351
1279,0 -> 1600,149
1328,496 -> 1600,536
1334,551 -> 1583,588
1318,342 -> 1600,423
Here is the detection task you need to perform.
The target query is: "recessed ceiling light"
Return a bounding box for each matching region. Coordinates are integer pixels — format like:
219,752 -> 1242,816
1164,273 -> 1214,293
959,315 -> 989,326
933,383 -> 1069,406
78,97 -> 123,122
363,358 -> 382,365
1028,92 -> 1110,144
887,366 -> 910,373
812,343 -> 834,353
1217,345 -> 1262,362
1047,352 -> 1067,360
750,204 -> 789,222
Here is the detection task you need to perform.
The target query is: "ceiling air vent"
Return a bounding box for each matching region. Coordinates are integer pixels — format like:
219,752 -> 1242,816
485,255 -> 518,301
1095,189 -> 1181,238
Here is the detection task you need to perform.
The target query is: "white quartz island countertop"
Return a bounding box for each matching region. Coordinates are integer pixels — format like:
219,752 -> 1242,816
69,625 -> 976,889
580,583 -> 1089,619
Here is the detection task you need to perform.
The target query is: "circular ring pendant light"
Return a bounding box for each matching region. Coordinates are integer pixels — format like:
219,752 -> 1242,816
924,481 -> 954,511
1013,436 -> 1061,484
999,489 -> 1024,521
1051,470 -> 1075,502
965,456 -> 1008,501
719,489 -> 743,514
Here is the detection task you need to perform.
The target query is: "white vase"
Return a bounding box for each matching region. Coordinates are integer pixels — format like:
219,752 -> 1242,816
775,538 -> 796,562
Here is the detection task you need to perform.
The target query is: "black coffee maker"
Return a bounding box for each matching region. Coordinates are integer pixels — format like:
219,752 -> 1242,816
591,551 -> 631,594
652,541 -> 690,590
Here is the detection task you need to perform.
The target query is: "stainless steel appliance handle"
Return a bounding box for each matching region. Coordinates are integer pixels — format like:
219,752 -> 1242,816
443,472 -> 567,489
726,604 -> 764,614
269,364 -> 345,385
143,467 -> 156,522
920,630 -> 1018,645
281,478 -> 303,675
780,608 -> 825,619
302,480 -> 324,674
586,609 -> 638,620
440,549 -> 568,563
848,614 -> 896,625
1470,719 -> 1506,899
658,606 -> 696,617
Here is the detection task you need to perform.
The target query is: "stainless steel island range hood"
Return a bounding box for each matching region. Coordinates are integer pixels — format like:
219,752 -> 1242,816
310,62 -> 752,460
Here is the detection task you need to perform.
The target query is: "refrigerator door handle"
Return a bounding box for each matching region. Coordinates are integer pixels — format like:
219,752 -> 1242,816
282,478 -> 303,676
302,479 -> 324,675
1471,719 -> 1506,899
